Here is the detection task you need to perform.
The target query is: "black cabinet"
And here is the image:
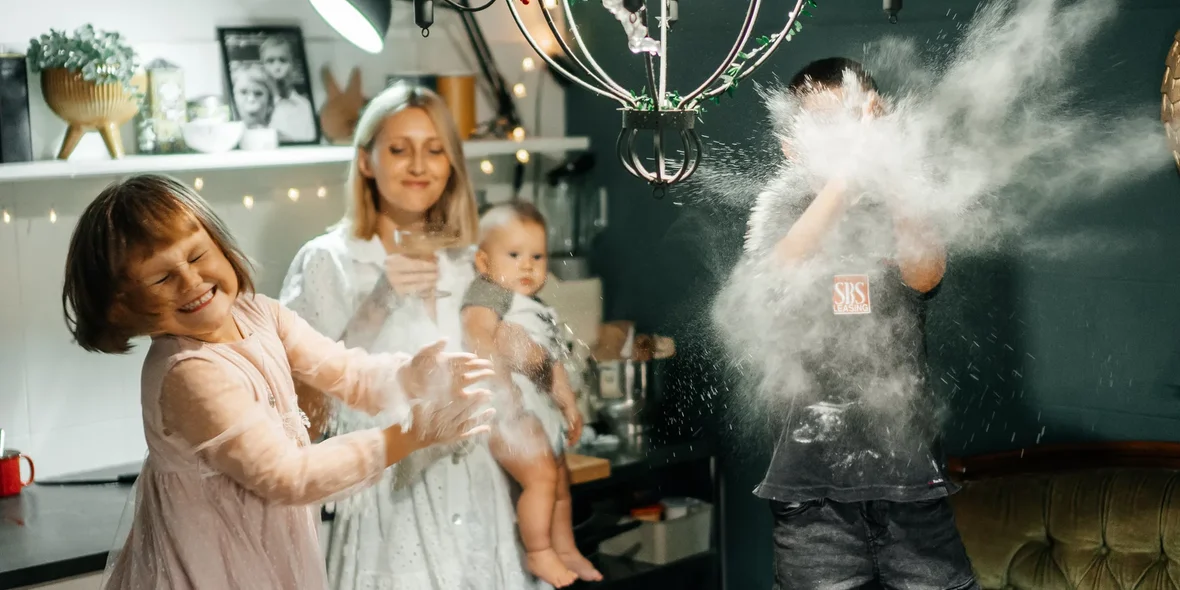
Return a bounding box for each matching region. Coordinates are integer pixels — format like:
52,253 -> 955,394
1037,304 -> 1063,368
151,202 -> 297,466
570,441 -> 724,590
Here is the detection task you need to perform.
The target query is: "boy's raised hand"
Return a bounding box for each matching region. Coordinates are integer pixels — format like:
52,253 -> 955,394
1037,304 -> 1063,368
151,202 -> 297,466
862,92 -> 887,121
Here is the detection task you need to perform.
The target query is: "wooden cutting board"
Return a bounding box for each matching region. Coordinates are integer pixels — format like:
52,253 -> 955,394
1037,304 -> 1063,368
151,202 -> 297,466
566,453 -> 611,485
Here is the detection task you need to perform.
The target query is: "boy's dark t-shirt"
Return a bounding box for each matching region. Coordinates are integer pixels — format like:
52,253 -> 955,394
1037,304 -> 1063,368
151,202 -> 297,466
732,173 -> 956,504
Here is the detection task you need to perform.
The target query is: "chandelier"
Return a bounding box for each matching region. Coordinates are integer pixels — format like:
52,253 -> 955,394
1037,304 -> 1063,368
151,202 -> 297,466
309,0 -> 905,193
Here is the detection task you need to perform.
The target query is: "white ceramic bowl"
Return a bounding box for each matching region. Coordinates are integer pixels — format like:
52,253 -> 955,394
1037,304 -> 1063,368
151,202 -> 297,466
183,120 -> 245,153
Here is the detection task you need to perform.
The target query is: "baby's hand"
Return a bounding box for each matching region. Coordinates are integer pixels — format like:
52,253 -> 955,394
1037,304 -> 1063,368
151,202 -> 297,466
562,405 -> 583,448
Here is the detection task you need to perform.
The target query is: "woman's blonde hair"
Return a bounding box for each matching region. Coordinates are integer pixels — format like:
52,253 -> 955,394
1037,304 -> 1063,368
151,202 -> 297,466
343,83 -> 478,246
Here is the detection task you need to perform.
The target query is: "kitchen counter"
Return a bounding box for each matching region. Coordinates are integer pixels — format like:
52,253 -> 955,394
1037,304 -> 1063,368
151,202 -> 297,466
0,462 -> 139,590
0,441 -> 716,590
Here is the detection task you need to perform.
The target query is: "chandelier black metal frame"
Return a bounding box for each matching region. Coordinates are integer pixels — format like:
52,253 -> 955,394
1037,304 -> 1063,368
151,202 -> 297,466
310,0 -> 905,193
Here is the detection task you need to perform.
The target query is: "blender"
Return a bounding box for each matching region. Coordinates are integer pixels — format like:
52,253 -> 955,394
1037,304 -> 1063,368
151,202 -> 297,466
537,153 -> 606,281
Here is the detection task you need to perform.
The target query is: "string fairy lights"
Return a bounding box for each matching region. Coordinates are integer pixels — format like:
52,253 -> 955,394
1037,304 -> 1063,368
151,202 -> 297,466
0,148 -> 555,226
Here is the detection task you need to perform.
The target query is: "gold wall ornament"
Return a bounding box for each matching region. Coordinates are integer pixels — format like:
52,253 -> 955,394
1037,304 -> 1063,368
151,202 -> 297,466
1164,29 -> 1180,171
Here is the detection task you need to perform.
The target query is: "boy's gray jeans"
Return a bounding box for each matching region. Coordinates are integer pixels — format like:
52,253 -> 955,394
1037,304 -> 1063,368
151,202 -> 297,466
770,497 -> 981,590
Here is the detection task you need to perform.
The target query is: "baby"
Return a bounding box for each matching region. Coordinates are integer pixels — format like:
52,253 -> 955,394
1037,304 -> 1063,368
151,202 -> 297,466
461,202 -> 602,588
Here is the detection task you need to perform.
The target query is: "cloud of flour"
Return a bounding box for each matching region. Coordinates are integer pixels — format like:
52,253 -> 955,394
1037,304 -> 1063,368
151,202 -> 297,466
706,0 -> 1172,424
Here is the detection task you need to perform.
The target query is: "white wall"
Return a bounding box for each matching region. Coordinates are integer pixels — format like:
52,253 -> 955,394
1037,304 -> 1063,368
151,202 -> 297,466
0,0 -> 568,478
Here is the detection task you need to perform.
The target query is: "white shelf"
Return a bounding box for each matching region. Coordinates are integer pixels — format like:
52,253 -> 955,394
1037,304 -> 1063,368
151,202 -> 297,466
0,137 -> 590,183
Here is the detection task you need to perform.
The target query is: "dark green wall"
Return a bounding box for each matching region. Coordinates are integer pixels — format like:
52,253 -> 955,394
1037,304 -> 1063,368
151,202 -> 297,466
566,2 -> 1180,588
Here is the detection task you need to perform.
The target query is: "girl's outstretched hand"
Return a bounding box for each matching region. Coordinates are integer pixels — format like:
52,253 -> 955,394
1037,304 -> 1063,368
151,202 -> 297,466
398,339 -> 495,401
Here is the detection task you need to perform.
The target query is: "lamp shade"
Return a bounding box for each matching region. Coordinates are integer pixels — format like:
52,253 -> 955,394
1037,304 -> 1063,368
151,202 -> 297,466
309,0 -> 391,54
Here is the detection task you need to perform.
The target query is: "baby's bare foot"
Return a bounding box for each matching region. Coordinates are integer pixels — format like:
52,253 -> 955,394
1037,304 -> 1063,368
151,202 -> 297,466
558,549 -> 603,582
527,549 -> 578,588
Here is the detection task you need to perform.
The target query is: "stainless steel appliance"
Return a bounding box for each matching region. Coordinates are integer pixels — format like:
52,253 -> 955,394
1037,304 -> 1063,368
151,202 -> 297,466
590,359 -> 667,451
538,153 -> 606,281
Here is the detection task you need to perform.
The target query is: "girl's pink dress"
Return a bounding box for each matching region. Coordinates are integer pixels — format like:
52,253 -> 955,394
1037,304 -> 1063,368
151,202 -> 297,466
103,294 -> 410,590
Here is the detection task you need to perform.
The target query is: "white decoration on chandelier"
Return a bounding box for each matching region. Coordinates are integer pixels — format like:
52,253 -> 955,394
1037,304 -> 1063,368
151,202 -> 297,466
522,57 -> 536,72
194,177 -> 204,191
498,0 -> 812,187
515,149 -> 530,164
511,127 -> 526,142
602,0 -> 660,55
513,83 -> 527,98
243,195 -> 255,209
49,208 -> 57,224
288,188 -> 300,202
480,160 -> 495,174
317,186 -> 328,198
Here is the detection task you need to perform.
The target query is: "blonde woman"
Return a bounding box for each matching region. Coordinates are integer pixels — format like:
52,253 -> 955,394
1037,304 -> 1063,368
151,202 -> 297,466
280,84 -> 546,590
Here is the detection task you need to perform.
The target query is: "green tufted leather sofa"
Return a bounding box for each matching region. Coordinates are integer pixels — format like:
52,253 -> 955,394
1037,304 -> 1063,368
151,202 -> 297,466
947,443 -> 1180,590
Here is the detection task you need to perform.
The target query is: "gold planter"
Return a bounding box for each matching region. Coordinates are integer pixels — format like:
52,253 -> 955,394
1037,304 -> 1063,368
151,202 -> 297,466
41,68 -> 145,160
1164,30 -> 1180,172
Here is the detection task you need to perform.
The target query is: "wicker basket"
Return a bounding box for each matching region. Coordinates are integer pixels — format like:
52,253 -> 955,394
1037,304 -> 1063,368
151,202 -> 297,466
41,68 -> 145,159
1164,30 -> 1180,172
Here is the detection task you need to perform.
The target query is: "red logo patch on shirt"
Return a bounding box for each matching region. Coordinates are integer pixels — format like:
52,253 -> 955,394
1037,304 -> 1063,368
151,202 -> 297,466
833,274 -> 871,315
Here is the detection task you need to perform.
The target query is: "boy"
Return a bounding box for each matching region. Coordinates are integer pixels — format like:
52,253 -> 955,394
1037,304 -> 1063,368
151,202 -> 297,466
718,58 -> 979,590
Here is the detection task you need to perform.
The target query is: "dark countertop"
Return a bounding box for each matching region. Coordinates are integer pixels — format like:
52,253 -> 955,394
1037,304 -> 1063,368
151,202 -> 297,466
0,440 -> 716,590
0,462 -> 140,590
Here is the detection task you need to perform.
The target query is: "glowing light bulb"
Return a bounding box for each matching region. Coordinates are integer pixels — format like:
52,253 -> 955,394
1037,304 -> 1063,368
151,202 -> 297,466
243,195 -> 255,209
522,57 -> 536,72
480,160 -> 495,174
317,186 -> 327,198
543,0 -> 558,8
193,177 -> 204,191
288,188 -> 300,202
513,83 -> 527,98
2,210 -> 9,224
49,208 -> 57,224
512,127 -> 526,142
516,149 -> 530,164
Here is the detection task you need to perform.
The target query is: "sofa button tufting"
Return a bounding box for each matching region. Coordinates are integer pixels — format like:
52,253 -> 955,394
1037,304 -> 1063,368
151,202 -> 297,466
1099,546 -> 1110,556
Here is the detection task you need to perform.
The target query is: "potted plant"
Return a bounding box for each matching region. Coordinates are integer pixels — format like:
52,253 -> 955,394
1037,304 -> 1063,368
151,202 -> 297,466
27,25 -> 145,160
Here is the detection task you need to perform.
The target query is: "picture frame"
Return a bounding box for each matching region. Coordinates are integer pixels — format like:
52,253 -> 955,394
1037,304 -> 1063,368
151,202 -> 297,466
217,26 -> 321,146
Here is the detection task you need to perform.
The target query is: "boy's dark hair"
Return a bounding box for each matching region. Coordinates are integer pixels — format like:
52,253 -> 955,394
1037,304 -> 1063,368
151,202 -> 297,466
62,174 -> 256,354
477,201 -> 547,244
788,57 -> 878,94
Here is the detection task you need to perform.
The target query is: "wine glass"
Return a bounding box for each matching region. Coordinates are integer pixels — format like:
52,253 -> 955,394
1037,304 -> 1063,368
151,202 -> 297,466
390,227 -> 462,298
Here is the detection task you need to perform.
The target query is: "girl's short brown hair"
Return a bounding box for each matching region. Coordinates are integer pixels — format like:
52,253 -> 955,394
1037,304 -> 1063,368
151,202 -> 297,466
62,174 -> 255,354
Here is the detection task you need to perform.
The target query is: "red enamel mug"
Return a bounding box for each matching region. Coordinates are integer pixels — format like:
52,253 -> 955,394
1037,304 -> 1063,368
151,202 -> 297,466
0,450 -> 34,497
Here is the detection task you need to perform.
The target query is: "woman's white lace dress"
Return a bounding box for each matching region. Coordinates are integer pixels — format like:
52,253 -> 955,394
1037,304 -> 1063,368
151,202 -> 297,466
280,225 -> 548,590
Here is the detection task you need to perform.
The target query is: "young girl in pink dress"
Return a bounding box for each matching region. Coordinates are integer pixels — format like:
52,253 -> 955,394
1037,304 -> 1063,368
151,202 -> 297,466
61,173 -> 496,590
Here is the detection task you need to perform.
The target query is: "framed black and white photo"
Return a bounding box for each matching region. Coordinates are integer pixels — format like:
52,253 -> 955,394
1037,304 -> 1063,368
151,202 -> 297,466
217,26 -> 320,146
